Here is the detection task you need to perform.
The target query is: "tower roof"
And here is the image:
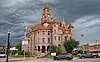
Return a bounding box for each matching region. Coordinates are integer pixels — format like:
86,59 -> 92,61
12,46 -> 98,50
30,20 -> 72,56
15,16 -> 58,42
68,22 -> 74,29
41,4 -> 52,24
53,18 -> 59,23
44,3 -> 50,10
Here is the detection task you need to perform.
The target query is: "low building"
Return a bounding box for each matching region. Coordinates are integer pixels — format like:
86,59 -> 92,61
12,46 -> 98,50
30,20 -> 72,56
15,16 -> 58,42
82,44 -> 100,53
0,44 -> 6,52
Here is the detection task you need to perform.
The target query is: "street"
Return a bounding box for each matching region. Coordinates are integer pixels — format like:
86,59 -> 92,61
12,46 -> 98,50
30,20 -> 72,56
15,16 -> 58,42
0,58 -> 100,62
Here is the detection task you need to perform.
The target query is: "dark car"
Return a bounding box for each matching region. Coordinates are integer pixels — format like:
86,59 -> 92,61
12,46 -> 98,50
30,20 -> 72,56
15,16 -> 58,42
80,52 -> 98,58
54,53 -> 73,60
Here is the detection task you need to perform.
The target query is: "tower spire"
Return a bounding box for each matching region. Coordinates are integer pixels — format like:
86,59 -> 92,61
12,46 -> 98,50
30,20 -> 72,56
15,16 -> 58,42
41,4 -> 52,24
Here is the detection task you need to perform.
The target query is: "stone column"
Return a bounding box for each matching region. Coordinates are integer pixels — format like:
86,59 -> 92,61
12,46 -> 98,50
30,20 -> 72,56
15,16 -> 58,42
45,46 -> 47,55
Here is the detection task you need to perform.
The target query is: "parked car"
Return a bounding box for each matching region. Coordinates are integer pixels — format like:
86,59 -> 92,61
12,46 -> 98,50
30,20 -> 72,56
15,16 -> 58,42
0,52 -> 6,58
79,52 -> 98,58
54,53 -> 73,60
97,53 -> 100,57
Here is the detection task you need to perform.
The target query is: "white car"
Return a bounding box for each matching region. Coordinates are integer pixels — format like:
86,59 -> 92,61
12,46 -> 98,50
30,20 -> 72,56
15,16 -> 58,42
0,52 -> 6,58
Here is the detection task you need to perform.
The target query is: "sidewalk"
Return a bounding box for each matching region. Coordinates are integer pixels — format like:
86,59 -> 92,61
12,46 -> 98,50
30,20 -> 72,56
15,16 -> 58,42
8,57 -> 51,62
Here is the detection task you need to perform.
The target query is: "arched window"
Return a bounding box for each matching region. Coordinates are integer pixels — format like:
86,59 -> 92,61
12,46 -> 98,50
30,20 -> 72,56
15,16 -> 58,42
65,36 -> 67,40
70,37 -> 72,39
43,31 -> 45,35
48,31 -> 50,35
43,38 -> 45,43
48,38 -> 50,43
58,36 -> 60,41
35,46 -> 37,50
58,44 -> 61,47
54,25 -> 56,27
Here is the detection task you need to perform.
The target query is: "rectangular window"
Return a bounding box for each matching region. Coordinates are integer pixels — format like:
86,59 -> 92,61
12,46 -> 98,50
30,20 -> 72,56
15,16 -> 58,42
58,36 -> 60,41
48,38 -> 50,43
55,36 -> 56,40
43,38 -> 45,43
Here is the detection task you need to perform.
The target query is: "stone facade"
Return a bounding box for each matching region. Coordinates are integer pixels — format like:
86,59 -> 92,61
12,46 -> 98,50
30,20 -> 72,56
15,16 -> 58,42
22,4 -> 74,56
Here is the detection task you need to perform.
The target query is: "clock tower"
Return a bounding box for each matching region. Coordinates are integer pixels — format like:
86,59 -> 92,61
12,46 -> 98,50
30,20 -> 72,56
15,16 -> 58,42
41,4 -> 52,24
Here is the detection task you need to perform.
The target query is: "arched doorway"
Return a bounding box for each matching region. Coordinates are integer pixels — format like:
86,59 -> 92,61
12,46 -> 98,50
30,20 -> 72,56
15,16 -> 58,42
47,46 -> 50,51
42,46 -> 45,53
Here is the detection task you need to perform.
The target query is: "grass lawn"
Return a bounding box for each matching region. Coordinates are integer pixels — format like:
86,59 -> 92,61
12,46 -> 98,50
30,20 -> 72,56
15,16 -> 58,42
10,54 -> 32,58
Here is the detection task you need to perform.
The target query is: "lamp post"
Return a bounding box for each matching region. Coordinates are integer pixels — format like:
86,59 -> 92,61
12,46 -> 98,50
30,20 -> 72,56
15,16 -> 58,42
6,28 -> 11,62
22,22 -> 28,59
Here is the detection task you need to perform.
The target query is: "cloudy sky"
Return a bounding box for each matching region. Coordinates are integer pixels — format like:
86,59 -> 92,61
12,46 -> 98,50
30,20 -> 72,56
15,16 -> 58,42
0,0 -> 100,46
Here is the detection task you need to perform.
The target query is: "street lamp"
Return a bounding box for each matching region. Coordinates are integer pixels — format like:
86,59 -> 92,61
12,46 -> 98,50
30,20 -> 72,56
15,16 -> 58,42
6,28 -> 11,62
22,22 -> 28,59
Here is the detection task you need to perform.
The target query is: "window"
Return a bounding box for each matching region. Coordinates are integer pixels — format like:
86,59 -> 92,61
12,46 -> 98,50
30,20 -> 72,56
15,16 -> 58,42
28,39 -> 30,44
58,44 -> 61,47
65,36 -> 67,40
70,37 -> 72,39
38,46 -> 40,51
48,31 -> 50,35
55,36 -> 56,40
43,38 -> 45,43
58,36 -> 60,41
54,25 -> 56,27
43,31 -> 45,35
35,46 -> 37,50
38,31 -> 39,35
48,38 -> 50,43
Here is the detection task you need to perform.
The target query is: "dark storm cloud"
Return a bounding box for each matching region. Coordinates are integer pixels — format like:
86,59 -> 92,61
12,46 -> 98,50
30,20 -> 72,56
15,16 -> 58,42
54,0 -> 100,22
0,0 -> 100,45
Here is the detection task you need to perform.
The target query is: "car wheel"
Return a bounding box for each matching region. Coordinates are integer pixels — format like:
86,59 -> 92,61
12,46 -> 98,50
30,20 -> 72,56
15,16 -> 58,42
93,56 -> 96,58
54,57 -> 59,60
81,56 -> 84,59
66,58 -> 71,60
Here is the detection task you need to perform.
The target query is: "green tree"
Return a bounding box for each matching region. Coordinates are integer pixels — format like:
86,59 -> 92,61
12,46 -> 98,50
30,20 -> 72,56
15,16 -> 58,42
64,39 -> 79,53
48,45 -> 61,55
16,42 -> 22,51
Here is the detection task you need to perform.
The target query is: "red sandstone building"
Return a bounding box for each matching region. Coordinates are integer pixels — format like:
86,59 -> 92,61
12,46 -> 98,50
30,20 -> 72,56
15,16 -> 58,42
22,4 -> 74,56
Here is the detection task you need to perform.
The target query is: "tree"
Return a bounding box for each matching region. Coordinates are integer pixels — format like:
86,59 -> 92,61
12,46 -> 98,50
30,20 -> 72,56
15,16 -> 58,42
64,39 -> 79,53
48,45 -> 61,55
16,42 -> 22,51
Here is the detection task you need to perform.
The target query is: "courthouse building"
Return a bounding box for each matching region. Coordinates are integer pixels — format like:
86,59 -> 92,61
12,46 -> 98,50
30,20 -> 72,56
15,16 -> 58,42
22,4 -> 74,56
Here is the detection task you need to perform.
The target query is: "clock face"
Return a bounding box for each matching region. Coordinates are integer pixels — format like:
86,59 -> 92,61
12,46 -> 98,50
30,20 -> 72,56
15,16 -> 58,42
43,23 -> 49,27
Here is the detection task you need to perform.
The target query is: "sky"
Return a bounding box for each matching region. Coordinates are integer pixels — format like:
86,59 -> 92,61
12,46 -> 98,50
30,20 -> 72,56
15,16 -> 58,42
0,0 -> 100,46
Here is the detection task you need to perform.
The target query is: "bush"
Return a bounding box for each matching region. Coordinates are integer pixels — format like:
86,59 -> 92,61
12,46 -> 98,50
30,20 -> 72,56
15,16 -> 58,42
48,45 -> 61,55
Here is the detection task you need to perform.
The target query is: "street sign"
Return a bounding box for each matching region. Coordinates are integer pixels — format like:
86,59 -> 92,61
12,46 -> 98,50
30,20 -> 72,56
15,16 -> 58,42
51,53 -> 56,56
22,40 -> 28,45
